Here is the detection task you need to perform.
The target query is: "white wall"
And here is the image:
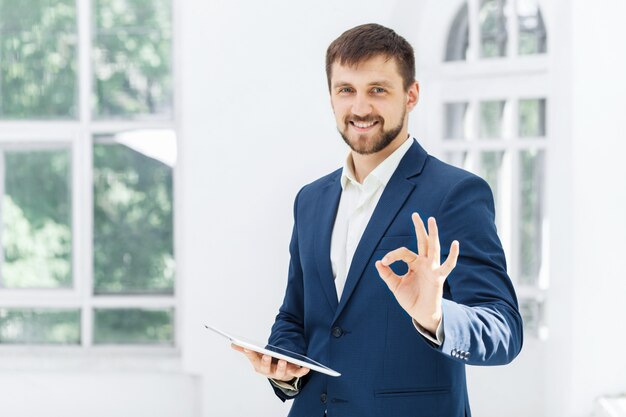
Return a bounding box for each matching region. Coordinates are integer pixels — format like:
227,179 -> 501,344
0,369 -> 199,417
568,0 -> 626,415
177,1 -> 433,416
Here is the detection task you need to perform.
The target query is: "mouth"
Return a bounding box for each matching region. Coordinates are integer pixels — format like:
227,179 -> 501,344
349,120 -> 379,132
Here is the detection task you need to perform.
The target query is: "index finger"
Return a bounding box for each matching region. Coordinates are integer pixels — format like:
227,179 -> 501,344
412,213 -> 428,257
381,246 -> 418,267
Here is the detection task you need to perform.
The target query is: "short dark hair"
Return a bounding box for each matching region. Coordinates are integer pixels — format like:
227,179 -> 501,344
325,23 -> 416,91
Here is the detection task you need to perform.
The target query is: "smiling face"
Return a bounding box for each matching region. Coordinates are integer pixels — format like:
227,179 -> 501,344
329,54 -> 419,155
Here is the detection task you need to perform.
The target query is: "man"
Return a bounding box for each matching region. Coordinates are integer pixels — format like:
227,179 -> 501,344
233,23 -> 523,416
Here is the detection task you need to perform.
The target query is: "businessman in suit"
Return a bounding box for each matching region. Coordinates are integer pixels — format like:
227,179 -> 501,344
233,23 -> 523,416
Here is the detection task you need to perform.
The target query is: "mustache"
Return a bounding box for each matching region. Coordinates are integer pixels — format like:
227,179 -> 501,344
344,115 -> 383,124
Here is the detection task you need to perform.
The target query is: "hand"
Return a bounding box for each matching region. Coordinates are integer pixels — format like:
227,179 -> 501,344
231,344 -> 310,382
375,213 -> 460,335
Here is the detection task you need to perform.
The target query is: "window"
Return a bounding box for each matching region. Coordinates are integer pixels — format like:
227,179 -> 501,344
0,0 -> 176,348
439,0 -> 548,338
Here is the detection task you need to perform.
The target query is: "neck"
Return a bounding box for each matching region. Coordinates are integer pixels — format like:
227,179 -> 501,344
351,132 -> 409,183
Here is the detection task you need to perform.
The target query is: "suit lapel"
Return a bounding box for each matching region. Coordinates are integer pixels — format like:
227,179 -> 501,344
314,174 -> 342,311
332,140 -> 428,322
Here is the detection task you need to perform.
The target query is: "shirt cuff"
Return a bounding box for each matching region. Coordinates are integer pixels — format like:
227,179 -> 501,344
412,318 -> 444,346
269,377 -> 301,396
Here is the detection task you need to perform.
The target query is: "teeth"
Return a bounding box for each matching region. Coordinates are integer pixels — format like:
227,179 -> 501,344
353,121 -> 375,128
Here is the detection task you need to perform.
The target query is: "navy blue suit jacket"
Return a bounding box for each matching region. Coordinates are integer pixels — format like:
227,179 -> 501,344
269,139 -> 523,417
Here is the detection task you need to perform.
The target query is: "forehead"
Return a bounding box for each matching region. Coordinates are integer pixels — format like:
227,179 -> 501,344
330,55 -> 403,85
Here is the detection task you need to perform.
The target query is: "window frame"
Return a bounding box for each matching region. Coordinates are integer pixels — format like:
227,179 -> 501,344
428,0 -> 550,339
0,0 -> 182,358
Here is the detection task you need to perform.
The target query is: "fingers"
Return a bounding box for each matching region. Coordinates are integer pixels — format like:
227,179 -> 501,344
428,217 -> 441,265
375,260 -> 401,292
232,345 -> 310,381
440,240 -> 460,277
380,246 -> 418,267
276,360 -> 311,379
274,358 -> 289,380
260,353 -> 273,375
412,213 -> 428,256
292,365 -> 311,378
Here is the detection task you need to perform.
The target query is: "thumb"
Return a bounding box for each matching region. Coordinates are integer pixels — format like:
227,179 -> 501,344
375,260 -> 401,293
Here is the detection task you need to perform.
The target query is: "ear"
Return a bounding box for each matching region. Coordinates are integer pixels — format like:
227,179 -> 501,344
406,81 -> 420,111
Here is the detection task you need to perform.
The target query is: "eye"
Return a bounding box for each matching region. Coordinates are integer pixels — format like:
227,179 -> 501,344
338,87 -> 354,94
371,87 -> 386,94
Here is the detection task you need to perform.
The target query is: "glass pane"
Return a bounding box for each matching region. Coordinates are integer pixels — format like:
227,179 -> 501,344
479,100 -> 505,139
444,102 -> 470,140
0,308 -> 80,344
93,308 -> 173,345
480,0 -> 508,58
479,151 -> 504,210
445,4 -> 469,62
519,98 -> 546,137
520,149 -> 545,285
519,298 -> 544,338
93,131 -> 175,294
1,148 -> 72,288
93,0 -> 173,118
518,0 -> 547,55
0,0 -> 77,119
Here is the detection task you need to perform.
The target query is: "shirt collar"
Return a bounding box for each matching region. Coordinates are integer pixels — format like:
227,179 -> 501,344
340,136 -> 414,190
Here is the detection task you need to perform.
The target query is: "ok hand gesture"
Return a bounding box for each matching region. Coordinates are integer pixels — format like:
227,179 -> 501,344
375,213 -> 460,335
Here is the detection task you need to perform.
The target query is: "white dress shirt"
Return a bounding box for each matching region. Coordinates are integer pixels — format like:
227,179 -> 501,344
331,136 -> 443,345
331,136 -> 413,300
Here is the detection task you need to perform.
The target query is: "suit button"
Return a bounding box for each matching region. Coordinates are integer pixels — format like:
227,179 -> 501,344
331,326 -> 343,338
320,393 -> 327,404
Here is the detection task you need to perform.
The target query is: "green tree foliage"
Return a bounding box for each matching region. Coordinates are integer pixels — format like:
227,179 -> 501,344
94,308 -> 172,344
94,0 -> 172,117
0,0 -> 77,118
93,141 -> 174,294
2,150 -> 72,288
0,308 -> 80,344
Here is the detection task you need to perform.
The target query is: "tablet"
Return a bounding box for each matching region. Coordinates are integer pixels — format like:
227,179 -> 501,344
205,325 -> 341,377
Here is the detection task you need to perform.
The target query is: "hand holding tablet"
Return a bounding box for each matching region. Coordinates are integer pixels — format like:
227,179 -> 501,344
205,325 -> 341,378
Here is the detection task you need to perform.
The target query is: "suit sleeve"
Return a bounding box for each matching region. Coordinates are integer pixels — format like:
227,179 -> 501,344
267,188 -> 309,401
431,175 -> 524,366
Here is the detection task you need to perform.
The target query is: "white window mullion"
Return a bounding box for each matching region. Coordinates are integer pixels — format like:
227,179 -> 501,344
71,134 -> 83,304
79,129 -> 94,347
507,0 -> 519,59
77,0 -> 92,125
91,297 -> 177,309
468,0 -> 481,62
469,98 -> 479,141
0,151 -> 4,288
172,0 -> 182,350
0,292 -> 81,308
509,142 -> 521,286
77,0 -> 93,348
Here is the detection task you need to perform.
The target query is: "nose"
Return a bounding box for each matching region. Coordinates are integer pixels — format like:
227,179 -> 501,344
351,92 -> 373,117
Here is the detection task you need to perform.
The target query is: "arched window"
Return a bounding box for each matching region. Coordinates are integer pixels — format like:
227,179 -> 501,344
445,4 -> 469,61
438,0 -> 549,339
444,0 -> 547,62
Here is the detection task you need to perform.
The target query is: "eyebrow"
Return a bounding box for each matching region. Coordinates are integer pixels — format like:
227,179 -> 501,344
332,80 -> 395,89
369,80 -> 394,89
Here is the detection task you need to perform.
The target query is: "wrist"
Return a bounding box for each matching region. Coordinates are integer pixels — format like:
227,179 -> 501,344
413,312 -> 442,335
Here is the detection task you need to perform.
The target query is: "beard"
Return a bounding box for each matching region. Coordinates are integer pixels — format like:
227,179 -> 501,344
338,110 -> 406,155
